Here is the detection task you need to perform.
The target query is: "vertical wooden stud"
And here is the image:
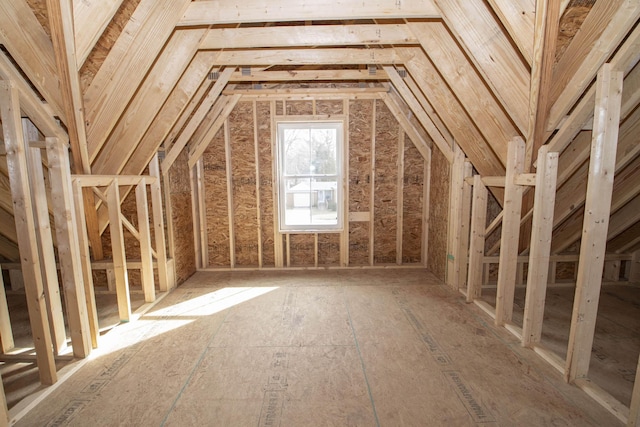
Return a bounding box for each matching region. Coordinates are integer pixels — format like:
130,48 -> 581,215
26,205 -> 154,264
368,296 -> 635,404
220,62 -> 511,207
314,233 -> 318,268
106,268 -> 116,292
495,137 -> 526,326
0,81 -> 56,384
0,373 -> 8,427
136,179 -> 155,302
340,99 -> 350,267
421,149 -> 431,268
446,145 -> 465,288
271,101 -> 284,268
196,158 -> 208,268
149,154 -> 171,291
224,120 -> 236,269
286,234 -> 291,267
0,268 -> 14,353
522,146 -> 558,347
466,175 -> 488,303
396,130 -> 405,265
369,100 -> 377,266
46,137 -> 92,358
566,64 -> 623,382
189,164 -> 202,269
106,180 -> 131,322
458,161 -> 473,288
72,179 -> 99,348
253,101 -> 263,268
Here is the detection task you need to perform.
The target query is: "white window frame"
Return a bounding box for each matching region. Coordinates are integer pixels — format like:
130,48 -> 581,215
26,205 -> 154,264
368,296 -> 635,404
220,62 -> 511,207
276,120 -> 344,233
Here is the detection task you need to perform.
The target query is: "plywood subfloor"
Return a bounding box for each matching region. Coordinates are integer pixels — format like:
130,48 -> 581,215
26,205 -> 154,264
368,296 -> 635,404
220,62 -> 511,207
480,284 -> 640,407
15,270 -> 620,426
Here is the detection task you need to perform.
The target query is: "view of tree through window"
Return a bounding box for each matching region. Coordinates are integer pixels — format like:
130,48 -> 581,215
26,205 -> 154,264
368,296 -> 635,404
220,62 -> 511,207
277,122 -> 343,231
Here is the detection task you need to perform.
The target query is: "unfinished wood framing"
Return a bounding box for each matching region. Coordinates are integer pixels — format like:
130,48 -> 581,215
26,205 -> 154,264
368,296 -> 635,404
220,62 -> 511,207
495,138 -> 526,326
0,269 -> 13,353
522,146 -> 559,347
136,179 -> 155,303
0,81 -> 57,385
396,130 -> 405,265
566,64 -> 623,383
446,145 -> 466,289
466,175 -> 488,303
149,154 -> 171,291
106,181 -> 132,322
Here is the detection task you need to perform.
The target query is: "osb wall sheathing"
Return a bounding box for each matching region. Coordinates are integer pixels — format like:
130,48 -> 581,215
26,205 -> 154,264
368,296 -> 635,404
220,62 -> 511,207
169,150 -> 196,285
289,234 -> 315,266
402,138 -> 424,264
230,101 -> 259,266
203,125 -> 230,267
257,101 -> 275,266
317,233 -> 341,266
373,100 -> 398,264
316,100 -> 343,115
428,145 -> 450,280
348,99 -> 373,265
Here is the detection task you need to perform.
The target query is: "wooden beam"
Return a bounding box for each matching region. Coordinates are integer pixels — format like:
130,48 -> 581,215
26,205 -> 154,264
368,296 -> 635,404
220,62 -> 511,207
495,138 -> 525,326
459,161 -> 473,289
522,146 -> 558,347
565,64 -> 623,382
0,372 -> 7,427
548,1 -> 640,132
214,48 -> 401,65
224,120 -> 236,269
0,81 -> 56,385
0,267 -> 14,352
178,0 -> 440,25
231,69 -> 389,82
73,0 -> 122,66
45,137 -> 91,358
379,91 -> 432,162
371,100 -> 378,267
106,181 -> 131,322
84,0 -> 191,159
196,158 -> 208,268
396,130 -> 405,265
340,99 -> 350,267
485,0 -> 535,65
402,75 -> 454,145
72,175 -> 156,187
136,179 -> 155,302
446,145 -> 465,289
433,0 -> 530,134
466,175 -> 488,302
252,101 -> 263,268
0,0 -> 65,121
421,149 -> 431,268
409,21 -> 520,153
383,66 -> 453,162
148,154 -> 171,291
270,101 -> 284,268
188,94 -> 242,169
526,0 -> 560,170
162,67 -> 234,174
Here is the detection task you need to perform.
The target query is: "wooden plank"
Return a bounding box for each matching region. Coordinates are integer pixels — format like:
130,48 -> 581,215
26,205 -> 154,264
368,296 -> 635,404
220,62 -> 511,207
409,21 -> 519,154
370,101 -> 377,267
466,175 -> 488,302
485,0 -> 535,65
84,0 -> 191,158
0,0 -> 64,121
253,101 -> 263,268
148,154 -> 171,291
72,175 -> 156,187
230,69 -> 389,82
136,179 -> 155,302
214,48 -> 401,65
202,24 -> 416,49
178,0 -> 440,25
446,146 -> 465,289
73,0 -> 122,66
45,137 -> 91,358
25,140 -> 67,355
189,95 -> 242,169
196,158 -> 208,268
271,101 -> 284,268
0,374 -> 7,427
522,147 -> 558,347
459,162 -> 473,289
433,0 -> 530,133
106,181 -> 131,322
70,179 -> 98,347
383,66 -> 453,162
224,120 -> 236,269
341,99 -> 350,267
92,29 -> 205,173
495,138 -> 525,326
396,130 -> 405,265
548,1 -> 639,132
565,64 -> 623,382
163,67 -> 235,173
402,75 -> 454,145
0,81 -> 56,385
0,267 -> 14,353
189,164 -> 202,269
526,0 -> 561,170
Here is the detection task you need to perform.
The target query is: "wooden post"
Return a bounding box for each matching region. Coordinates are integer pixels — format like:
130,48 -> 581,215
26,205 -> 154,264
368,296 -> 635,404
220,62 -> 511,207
106,180 -> 131,322
0,373 -> 8,427
369,100 -> 377,266
189,164 -> 202,269
421,149 -> 431,268
72,179 -> 99,347
566,64 -> 623,382
458,161 -> 473,289
495,137 -> 526,326
630,353 -> 640,426
396,130 -> 405,265
0,81 -> 56,385
0,268 -> 14,353
196,158 -> 208,268
24,121 -> 67,355
466,175 -> 488,303
340,99 -> 350,267
149,154 -> 171,291
46,137 -> 91,358
446,145 -> 465,288
522,146 -> 558,347
271,101 -> 284,268
136,179 -> 155,302
224,120 -> 236,268
253,101 -> 263,268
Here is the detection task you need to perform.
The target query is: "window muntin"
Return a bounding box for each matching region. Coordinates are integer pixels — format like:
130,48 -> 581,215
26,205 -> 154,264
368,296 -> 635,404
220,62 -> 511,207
277,121 -> 343,232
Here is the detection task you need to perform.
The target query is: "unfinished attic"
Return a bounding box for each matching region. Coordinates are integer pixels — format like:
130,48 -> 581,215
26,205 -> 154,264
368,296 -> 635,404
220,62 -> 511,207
0,0 -> 639,424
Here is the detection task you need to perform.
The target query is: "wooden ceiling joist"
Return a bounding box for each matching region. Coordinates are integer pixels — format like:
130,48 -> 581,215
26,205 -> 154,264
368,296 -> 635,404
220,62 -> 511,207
84,0 -> 192,159
73,0 -> 123,67
380,89 -> 432,161
213,48 -> 401,66
177,0 -> 440,26
402,74 -> 453,145
0,0 -> 65,122
229,69 -> 390,82
485,0 -> 535,66
433,0 -> 530,133
201,24 -> 417,50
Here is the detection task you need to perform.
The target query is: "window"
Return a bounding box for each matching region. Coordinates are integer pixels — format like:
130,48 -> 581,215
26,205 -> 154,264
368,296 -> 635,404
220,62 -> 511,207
276,121 -> 343,232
